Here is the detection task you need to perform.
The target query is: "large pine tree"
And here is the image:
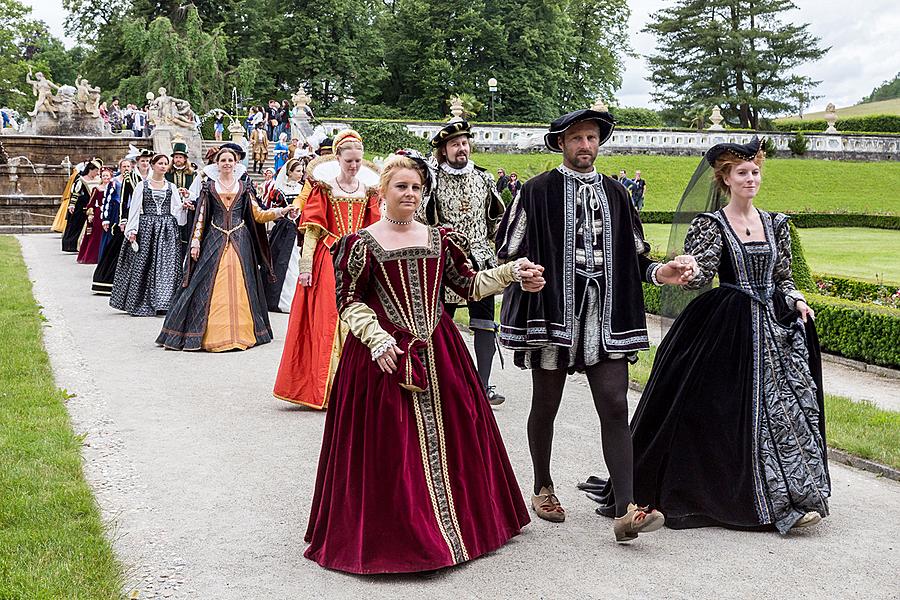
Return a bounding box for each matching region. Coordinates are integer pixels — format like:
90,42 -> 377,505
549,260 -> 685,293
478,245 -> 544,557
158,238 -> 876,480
645,0 -> 828,128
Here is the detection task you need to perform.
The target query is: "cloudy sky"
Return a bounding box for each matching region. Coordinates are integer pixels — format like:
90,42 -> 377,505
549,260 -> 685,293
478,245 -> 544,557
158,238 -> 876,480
22,0 -> 900,114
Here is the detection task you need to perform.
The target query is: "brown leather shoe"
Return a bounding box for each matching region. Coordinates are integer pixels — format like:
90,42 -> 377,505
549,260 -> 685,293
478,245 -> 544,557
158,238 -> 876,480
531,486 -> 566,523
613,503 -> 664,542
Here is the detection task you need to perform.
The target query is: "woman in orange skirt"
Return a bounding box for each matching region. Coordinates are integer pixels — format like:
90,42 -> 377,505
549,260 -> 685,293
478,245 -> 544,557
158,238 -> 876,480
273,129 -> 381,409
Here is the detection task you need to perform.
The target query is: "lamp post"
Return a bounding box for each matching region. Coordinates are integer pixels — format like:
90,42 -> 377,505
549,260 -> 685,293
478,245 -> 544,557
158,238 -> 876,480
488,77 -> 498,121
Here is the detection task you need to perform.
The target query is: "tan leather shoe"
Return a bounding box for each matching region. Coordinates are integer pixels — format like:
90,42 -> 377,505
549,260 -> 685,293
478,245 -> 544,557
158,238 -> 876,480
613,503 -> 664,542
791,511 -> 822,529
531,486 -> 566,523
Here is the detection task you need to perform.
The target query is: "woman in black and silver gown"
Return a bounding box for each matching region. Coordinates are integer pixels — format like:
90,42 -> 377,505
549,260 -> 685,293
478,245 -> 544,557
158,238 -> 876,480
263,158 -> 305,312
595,137 -> 830,533
110,154 -> 188,316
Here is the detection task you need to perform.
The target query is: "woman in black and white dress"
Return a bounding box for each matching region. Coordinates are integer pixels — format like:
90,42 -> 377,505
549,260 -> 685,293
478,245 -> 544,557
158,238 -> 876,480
110,154 -> 189,316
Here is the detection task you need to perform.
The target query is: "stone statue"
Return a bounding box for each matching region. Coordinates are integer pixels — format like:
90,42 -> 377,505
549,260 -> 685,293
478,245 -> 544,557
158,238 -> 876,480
26,68 -> 61,118
75,77 -> 101,117
147,87 -> 196,129
708,106 -> 725,131
449,95 -> 465,120
591,96 -> 609,112
824,103 -> 839,134
292,88 -> 311,114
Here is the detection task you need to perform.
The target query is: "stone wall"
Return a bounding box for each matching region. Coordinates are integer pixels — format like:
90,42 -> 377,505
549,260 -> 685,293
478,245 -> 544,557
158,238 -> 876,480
1,135 -> 152,167
321,120 -> 900,161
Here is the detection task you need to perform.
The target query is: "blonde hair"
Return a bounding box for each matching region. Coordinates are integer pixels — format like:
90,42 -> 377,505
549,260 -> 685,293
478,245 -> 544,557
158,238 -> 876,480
713,149 -> 765,195
333,129 -> 364,155
379,155 -> 425,193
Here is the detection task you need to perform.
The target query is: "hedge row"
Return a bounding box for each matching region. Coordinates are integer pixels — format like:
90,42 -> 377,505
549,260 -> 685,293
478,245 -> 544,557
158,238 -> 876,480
639,211 -> 900,230
807,294 -> 900,368
772,114 -> 900,134
641,285 -> 900,368
814,275 -> 900,304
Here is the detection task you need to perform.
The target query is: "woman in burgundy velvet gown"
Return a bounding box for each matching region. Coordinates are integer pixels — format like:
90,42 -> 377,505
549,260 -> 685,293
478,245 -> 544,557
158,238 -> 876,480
77,167 -> 112,264
304,153 -> 545,574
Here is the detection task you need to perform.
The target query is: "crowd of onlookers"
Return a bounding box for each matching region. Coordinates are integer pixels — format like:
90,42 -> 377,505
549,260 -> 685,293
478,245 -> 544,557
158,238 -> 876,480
495,167 -> 648,210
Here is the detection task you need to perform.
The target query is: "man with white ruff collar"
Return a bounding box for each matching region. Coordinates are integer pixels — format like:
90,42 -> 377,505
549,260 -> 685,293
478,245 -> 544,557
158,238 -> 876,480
420,118 -> 507,404
495,109 -> 697,541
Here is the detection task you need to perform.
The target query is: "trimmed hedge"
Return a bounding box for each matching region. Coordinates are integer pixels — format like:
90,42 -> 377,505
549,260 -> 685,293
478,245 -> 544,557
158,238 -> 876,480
807,294 -> 900,368
789,221 -> 815,292
814,275 -> 900,305
639,211 -> 900,230
773,114 -> 900,134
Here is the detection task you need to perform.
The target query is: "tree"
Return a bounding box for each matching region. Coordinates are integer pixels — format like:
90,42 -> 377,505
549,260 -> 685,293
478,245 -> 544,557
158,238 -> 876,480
116,6 -> 230,111
645,0 -> 829,128
558,0 -> 631,112
0,0 -> 81,113
862,72 -> 900,104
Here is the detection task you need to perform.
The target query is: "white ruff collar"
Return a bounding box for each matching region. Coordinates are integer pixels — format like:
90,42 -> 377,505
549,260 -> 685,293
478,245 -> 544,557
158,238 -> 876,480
557,164 -> 599,182
440,161 -> 475,176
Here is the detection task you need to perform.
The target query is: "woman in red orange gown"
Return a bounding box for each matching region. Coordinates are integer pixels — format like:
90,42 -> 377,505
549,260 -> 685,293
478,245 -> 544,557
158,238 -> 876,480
273,130 -> 381,409
305,153 -> 545,573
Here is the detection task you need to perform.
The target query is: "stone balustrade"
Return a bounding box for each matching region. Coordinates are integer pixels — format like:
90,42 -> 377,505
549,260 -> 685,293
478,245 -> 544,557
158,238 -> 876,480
321,120 -> 900,161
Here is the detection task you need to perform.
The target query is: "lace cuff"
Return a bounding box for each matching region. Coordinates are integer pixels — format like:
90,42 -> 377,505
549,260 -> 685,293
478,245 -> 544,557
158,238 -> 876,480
785,290 -> 806,309
647,262 -> 664,287
371,339 -> 397,361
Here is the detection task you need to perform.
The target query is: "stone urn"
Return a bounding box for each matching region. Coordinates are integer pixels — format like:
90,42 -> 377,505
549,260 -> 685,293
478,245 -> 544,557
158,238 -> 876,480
708,107 -> 725,131
824,103 -> 839,134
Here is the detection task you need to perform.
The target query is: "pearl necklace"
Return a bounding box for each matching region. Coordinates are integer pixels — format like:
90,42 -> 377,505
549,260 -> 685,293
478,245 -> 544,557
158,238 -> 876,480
384,214 -> 414,226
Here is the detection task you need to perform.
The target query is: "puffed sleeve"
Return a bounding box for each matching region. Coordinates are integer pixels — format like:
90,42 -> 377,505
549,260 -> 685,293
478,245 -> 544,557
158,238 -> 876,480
333,234 -> 395,358
773,215 -> 806,309
443,228 -> 524,300
191,181 -> 209,246
495,187 -> 527,262
683,214 -> 722,290
169,182 -> 188,226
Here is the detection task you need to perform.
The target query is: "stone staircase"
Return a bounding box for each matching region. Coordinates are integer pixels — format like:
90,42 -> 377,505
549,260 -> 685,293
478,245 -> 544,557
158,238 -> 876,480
200,139 -> 276,186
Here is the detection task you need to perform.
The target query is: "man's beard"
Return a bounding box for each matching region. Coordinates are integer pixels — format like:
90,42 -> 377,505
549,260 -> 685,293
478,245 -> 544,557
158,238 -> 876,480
447,154 -> 469,169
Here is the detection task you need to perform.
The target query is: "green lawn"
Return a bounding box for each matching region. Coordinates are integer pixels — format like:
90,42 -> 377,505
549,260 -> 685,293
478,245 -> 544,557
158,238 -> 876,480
0,236 -> 122,598
793,98 -> 900,120
641,224 -> 900,285
474,152 -> 900,215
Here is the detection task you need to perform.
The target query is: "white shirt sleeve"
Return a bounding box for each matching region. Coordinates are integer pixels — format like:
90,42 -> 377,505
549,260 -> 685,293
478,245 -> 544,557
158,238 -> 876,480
187,175 -> 203,204
125,180 -> 144,237
169,182 -> 188,226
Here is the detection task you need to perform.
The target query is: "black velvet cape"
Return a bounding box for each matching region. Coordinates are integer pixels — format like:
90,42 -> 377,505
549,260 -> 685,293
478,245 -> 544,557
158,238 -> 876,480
495,169 -> 658,353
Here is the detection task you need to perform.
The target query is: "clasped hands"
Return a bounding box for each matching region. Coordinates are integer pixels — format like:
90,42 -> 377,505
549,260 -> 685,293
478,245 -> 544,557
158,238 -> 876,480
655,255 -> 698,285
516,259 -> 545,292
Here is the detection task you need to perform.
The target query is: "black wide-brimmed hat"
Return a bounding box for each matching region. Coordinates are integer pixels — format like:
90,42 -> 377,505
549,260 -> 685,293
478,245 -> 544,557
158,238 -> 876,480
171,141 -> 189,157
705,136 -> 762,166
136,148 -> 154,158
430,119 -> 473,148
317,137 -> 333,155
544,109 -> 616,152
220,142 -> 246,159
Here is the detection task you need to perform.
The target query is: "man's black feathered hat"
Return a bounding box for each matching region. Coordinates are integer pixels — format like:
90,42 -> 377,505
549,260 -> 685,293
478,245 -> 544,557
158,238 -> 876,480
430,119 -> 473,148
544,109 -> 616,152
704,136 -> 763,166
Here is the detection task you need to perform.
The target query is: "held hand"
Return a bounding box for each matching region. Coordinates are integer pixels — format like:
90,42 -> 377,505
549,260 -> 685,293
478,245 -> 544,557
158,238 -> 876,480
68,205 -> 75,214
656,255 -> 698,286
127,232 -> 136,243
796,300 -> 815,323
190,243 -> 200,261
102,222 -> 110,232
285,207 -> 300,220
182,200 -> 194,210
298,272 -> 312,287
178,187 -> 189,198
87,214 -> 94,224
375,344 -> 405,374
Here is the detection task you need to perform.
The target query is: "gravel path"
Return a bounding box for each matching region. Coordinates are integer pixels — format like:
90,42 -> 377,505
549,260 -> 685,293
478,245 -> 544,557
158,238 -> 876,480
18,234 -> 900,600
